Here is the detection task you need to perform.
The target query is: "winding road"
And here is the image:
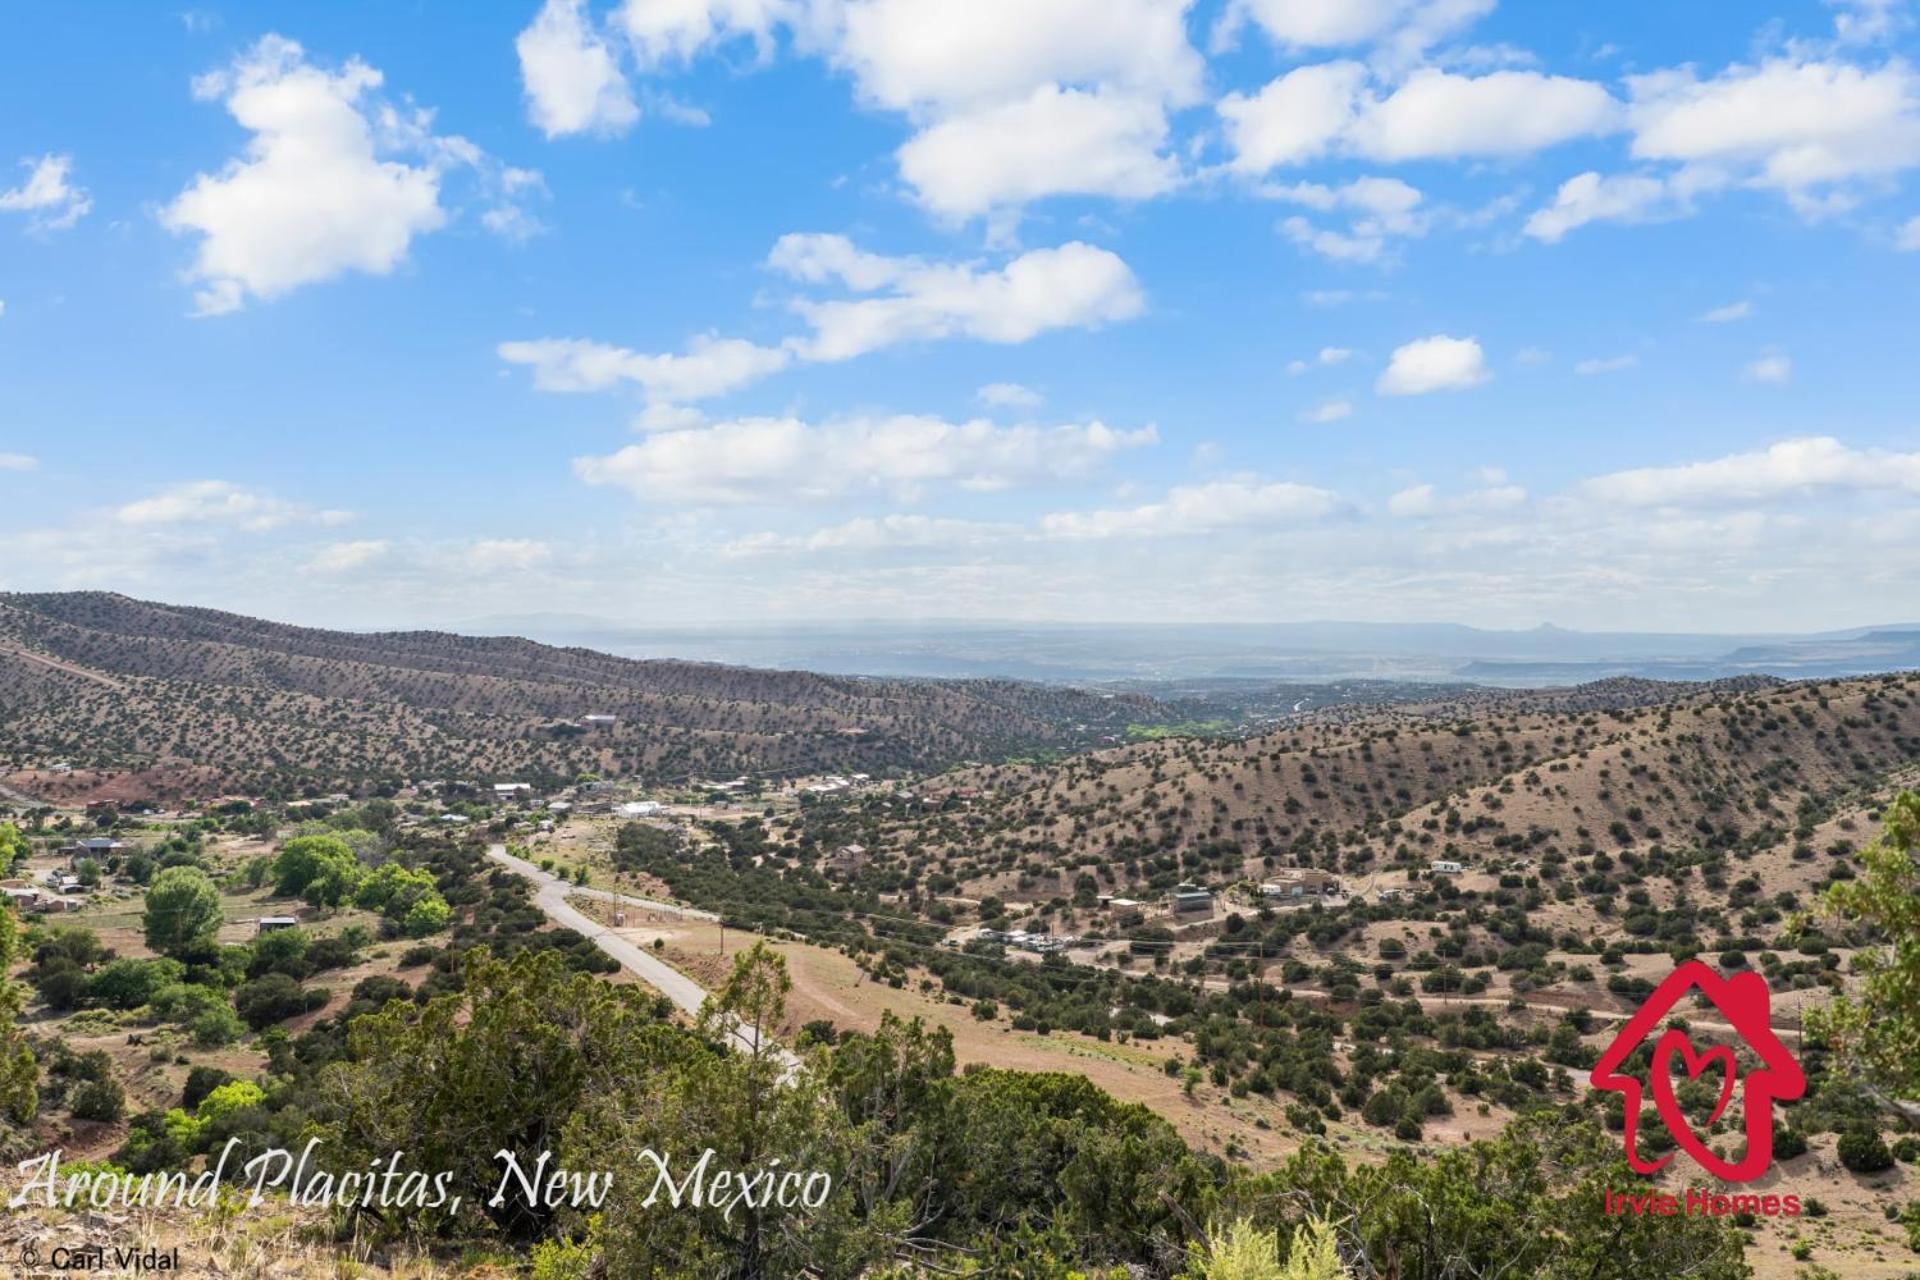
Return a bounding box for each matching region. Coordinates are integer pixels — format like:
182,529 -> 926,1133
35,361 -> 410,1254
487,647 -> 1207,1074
485,843 -> 795,1070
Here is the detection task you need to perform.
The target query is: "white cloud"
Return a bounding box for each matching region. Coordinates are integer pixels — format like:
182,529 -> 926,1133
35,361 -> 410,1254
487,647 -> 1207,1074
0,452 -> 37,471
594,0 -> 1204,222
575,413 -> 1156,503
978,382 -> 1043,408
1744,352 -> 1793,383
1897,214 -> 1920,248
1826,0 -> 1913,43
1377,334 -> 1489,395
0,154 -> 91,231
772,235 -> 1145,361
503,236 -> 1143,405
306,539 -> 391,573
517,0 -> 640,138
1216,0 -> 1494,65
496,334 -> 791,400
1218,62 -> 1368,171
1387,480 -> 1526,516
1271,174 -> 1426,262
1574,354 -> 1638,375
1220,64 -> 1618,174
831,0 -> 1204,114
615,0 -> 789,69
465,538 -> 554,571
1627,58 -> 1920,211
114,480 -> 346,532
1349,68 -> 1621,161
1698,300 -> 1754,322
161,36 -> 535,315
723,514 -> 1014,556
1039,478 -> 1344,540
1583,436 -> 1920,507
896,85 -> 1180,219
1521,170 -> 1687,242
1299,398 -> 1354,423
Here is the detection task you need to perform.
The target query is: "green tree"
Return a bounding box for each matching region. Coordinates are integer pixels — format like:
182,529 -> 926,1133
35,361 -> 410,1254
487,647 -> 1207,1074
1811,790 -> 1920,1125
142,866 -> 224,957
272,834 -> 362,905
0,898 -> 38,1125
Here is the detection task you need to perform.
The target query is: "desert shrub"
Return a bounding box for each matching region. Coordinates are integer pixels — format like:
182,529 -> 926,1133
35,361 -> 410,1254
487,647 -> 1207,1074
1837,1129 -> 1894,1174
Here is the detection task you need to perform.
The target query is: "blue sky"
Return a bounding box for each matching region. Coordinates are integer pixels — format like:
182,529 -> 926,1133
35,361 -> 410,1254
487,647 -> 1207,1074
2,0 -> 1918,632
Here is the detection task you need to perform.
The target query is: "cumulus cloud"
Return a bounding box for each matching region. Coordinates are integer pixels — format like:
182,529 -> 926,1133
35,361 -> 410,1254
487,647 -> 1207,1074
1523,161 -> 1749,242
517,0 -> 640,137
502,235 -> 1143,405
1744,352 -> 1793,383
1582,436 -> 1920,507
1215,0 -> 1495,66
1377,334 -> 1489,395
496,334 -> 791,400
1626,57 -> 1920,213
1349,68 -> 1621,160
1574,354 -> 1638,375
574,413 -> 1156,503
614,0 -> 789,68
1039,478 -> 1344,540
831,0 -> 1203,113
771,235 -> 1145,361
1270,174 -> 1427,262
0,154 -> 92,231
161,36 -> 537,315
896,85 -> 1180,219
545,0 -> 1203,221
1219,63 -> 1619,174
0,452 -> 38,471
1218,62 -> 1368,171
114,480 -> 349,532
1898,214 -> 1920,248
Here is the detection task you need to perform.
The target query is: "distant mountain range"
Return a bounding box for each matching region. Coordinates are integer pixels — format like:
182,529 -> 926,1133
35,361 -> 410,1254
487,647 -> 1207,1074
452,615 -> 1920,685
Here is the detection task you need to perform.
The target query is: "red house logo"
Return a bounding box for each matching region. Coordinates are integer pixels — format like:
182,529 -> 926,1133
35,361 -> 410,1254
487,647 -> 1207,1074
1589,961 -> 1805,1182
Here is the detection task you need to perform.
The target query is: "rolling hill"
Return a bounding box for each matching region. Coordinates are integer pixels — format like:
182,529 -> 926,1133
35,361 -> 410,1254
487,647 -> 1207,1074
0,592 -> 1169,801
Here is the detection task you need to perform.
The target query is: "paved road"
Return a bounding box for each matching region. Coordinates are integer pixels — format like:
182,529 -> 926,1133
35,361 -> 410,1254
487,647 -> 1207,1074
486,844 -> 793,1069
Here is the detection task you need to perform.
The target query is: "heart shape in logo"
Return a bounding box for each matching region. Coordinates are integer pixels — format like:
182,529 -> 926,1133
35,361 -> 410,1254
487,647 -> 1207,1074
1649,1029 -> 1738,1149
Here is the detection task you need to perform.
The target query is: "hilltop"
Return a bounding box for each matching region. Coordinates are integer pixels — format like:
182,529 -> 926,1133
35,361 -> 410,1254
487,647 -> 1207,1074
0,592 -> 1168,800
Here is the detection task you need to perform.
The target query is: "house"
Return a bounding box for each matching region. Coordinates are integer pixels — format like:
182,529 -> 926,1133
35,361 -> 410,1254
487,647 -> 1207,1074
582,714 -> 619,727
3,887 -> 40,910
1262,869 -> 1339,899
493,783 -> 534,803
1172,885 -> 1215,915
827,843 -> 869,872
67,837 -> 123,865
256,917 -> 300,934
1588,961 -> 1805,1182
617,801 -> 664,818
546,800 -> 572,813
1429,860 -> 1464,876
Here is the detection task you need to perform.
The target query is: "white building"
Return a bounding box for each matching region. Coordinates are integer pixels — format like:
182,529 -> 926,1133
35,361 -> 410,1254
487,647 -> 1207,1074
1430,860 -> 1464,875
